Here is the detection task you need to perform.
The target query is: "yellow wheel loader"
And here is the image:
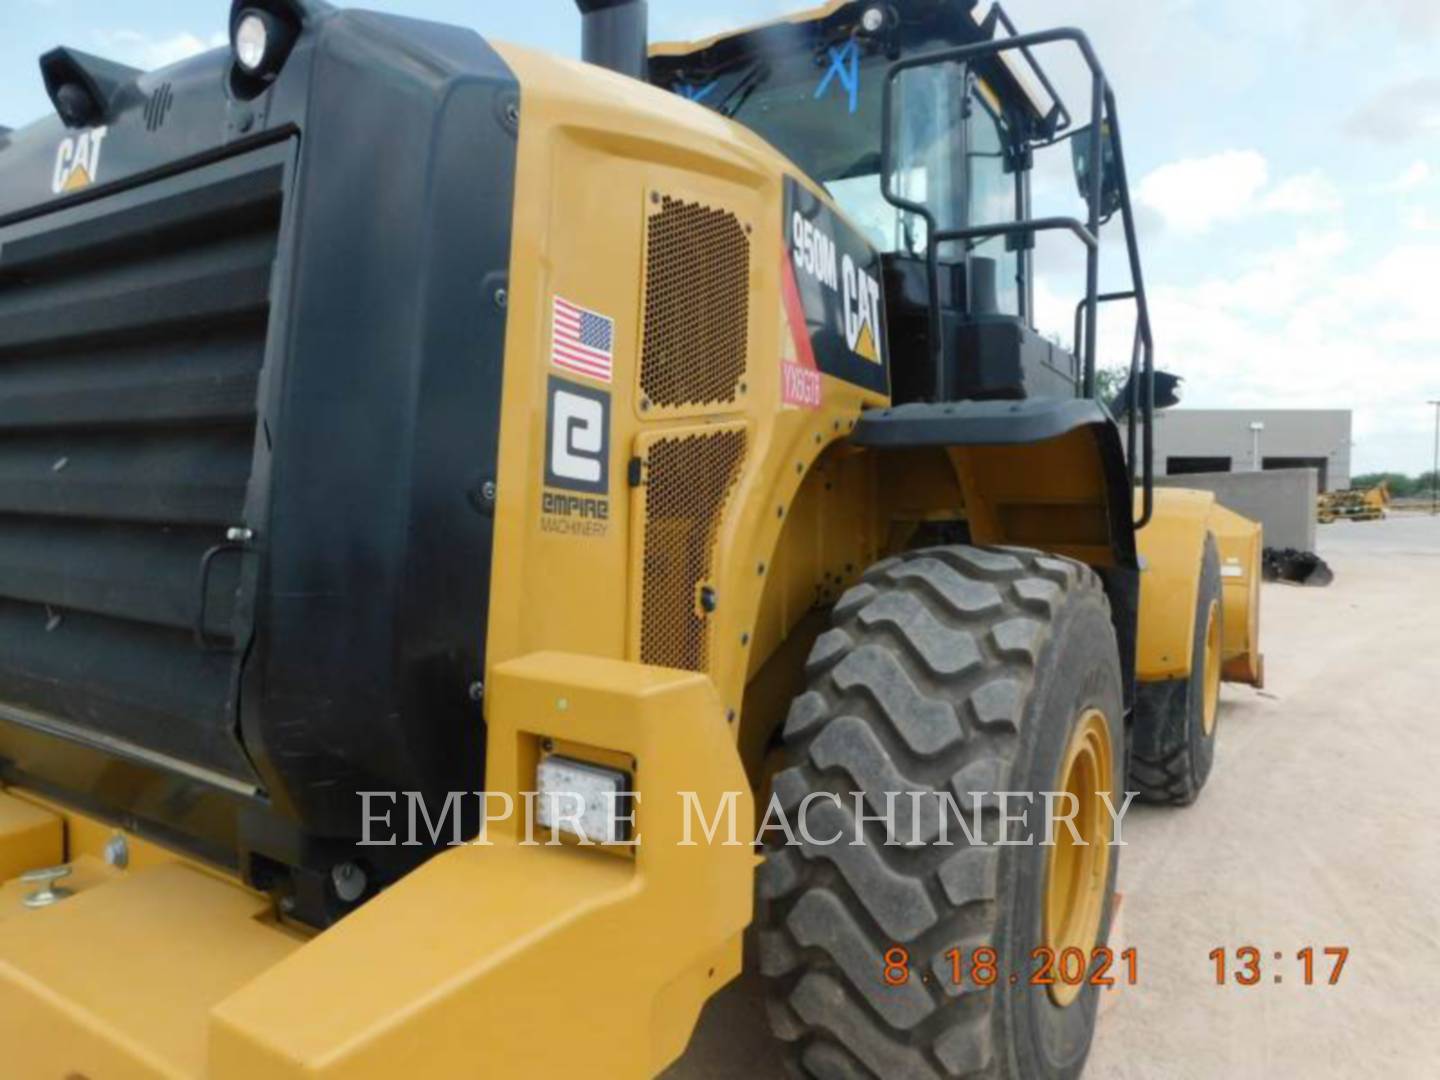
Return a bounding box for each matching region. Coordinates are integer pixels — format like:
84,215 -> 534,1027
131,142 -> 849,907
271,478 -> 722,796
1318,479 -> 1390,523
0,0 -> 1262,1076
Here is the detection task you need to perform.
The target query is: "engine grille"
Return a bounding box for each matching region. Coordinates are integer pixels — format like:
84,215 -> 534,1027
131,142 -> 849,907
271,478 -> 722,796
639,428 -> 747,672
639,196 -> 751,412
0,148 -> 286,787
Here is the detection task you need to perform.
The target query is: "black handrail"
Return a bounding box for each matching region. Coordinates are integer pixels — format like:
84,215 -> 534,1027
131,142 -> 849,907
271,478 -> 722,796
981,3 -> 1073,135
879,26 -> 1156,529
1074,289 -> 1155,527
1101,98 -> 1156,527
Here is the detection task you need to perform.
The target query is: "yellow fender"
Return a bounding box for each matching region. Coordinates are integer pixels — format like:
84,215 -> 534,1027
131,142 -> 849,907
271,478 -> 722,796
1135,489 -> 1215,683
1207,504 -> 1265,687
1136,489 -> 1264,688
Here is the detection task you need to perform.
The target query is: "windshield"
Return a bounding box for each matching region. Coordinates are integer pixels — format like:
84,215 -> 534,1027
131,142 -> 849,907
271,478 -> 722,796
669,31 -> 915,251
683,38 -> 1022,316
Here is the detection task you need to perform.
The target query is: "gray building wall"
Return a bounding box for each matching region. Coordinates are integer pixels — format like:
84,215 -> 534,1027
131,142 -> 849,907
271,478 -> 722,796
1156,468 -> 1318,552
1151,409 -> 1352,492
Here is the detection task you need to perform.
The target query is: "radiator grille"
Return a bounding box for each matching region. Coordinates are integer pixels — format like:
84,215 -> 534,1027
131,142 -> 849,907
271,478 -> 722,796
0,150 -> 286,786
639,196 -> 750,411
640,429 -> 746,672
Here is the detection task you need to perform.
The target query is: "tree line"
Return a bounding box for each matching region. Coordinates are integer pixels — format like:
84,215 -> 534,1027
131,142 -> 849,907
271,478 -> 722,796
1352,472 -> 1440,498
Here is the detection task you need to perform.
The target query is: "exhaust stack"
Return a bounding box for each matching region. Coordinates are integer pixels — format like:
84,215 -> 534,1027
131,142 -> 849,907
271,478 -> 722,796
575,0 -> 648,80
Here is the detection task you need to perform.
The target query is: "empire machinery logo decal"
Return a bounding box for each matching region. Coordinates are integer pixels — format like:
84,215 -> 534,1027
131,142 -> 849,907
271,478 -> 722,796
542,294 -> 616,539
541,374 -> 611,538
51,126 -> 108,194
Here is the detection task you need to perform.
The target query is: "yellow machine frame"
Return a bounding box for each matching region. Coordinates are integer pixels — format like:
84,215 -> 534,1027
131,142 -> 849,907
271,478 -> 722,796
0,25 -> 1262,1080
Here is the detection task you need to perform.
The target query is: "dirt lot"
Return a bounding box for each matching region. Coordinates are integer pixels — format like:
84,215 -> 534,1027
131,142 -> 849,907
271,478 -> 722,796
671,512 -> 1440,1079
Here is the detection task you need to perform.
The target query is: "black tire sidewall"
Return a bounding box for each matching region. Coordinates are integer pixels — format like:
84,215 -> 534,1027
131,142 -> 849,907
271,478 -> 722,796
1185,538 -> 1223,793
1129,534 -> 1224,805
998,589 -> 1125,1080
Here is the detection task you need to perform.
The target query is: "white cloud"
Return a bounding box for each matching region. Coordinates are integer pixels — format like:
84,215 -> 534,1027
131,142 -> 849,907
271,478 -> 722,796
1035,228 -> 1440,472
1333,0 -> 1440,35
1381,161 -> 1434,193
1137,151 -> 1270,235
1345,78 -> 1440,144
1261,171 -> 1344,216
1136,152 -> 1342,234
96,30 -> 227,71
1405,208 -> 1440,233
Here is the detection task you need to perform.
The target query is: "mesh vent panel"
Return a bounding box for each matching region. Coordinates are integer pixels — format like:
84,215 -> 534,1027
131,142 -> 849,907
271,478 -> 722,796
640,197 -> 750,410
640,429 -> 747,671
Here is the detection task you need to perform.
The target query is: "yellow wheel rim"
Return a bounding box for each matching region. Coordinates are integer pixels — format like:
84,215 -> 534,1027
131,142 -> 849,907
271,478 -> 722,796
1201,600 -> 1222,737
1043,707 -> 1114,1008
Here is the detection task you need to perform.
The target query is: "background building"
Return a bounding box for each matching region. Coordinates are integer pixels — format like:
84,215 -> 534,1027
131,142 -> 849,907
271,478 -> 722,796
1152,409 -> 1352,492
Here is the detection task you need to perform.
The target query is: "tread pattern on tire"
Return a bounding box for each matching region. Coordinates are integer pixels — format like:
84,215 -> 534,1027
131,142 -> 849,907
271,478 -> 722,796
1128,741 -> 1194,804
757,545 -> 1108,1079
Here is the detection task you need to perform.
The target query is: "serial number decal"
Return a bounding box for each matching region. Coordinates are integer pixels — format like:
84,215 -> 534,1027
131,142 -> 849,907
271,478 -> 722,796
779,250 -> 823,410
881,945 -> 1139,991
781,359 -> 823,409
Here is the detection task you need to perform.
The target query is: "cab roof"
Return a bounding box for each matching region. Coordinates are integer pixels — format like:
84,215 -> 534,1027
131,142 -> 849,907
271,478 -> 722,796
650,0 -> 1060,128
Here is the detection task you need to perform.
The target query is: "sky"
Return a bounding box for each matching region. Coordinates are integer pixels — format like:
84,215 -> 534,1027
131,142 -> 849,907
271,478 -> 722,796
2,0 -> 1438,473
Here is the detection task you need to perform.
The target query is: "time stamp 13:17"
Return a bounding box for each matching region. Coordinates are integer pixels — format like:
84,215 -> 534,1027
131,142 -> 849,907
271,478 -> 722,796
879,946 -> 1352,991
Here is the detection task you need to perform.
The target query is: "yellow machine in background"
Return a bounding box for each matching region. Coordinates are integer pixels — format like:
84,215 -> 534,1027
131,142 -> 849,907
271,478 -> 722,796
1319,480 -> 1390,523
0,1 -> 1261,1076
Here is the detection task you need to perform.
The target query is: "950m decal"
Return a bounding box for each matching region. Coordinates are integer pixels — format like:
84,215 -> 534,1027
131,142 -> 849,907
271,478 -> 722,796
782,176 -> 890,398
541,375 -> 610,538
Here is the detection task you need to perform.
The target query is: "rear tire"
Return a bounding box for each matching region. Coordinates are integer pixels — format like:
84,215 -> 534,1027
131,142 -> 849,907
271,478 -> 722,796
757,546 -> 1124,1079
1129,535 -> 1223,806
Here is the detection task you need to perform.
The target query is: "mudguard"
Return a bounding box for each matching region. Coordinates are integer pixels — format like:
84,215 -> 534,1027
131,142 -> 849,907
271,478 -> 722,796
854,398 -> 1139,569
1135,489 -> 1263,687
1135,488 -> 1215,682
1208,504 -> 1265,687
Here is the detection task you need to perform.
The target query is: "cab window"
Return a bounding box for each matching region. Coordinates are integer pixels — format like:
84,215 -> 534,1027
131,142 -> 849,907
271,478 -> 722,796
964,79 -> 1021,317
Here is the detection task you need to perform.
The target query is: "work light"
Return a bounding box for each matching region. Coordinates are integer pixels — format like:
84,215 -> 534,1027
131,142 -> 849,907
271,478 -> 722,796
234,12 -> 270,73
230,6 -> 298,87
536,756 -> 633,845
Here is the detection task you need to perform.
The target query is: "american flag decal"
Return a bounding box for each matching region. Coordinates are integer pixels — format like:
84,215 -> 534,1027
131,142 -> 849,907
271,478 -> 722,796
551,295 -> 615,384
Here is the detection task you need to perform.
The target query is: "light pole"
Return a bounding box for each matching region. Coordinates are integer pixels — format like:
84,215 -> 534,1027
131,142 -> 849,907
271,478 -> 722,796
1429,400 -> 1440,516
1250,421 -> 1266,473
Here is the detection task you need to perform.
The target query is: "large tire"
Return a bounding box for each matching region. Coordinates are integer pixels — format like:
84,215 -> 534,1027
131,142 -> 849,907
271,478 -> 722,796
1129,535 -> 1223,806
757,546 -> 1125,1079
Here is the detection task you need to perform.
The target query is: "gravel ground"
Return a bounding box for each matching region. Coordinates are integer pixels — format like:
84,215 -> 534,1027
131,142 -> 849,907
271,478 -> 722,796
669,512 -> 1440,1079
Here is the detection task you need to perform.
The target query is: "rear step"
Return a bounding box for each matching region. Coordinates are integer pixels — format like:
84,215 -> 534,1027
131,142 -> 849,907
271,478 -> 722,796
0,790 -> 300,1079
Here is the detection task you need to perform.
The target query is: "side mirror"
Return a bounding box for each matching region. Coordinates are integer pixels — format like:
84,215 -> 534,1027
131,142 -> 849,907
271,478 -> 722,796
1109,369 -> 1182,418
1071,123 -> 1123,219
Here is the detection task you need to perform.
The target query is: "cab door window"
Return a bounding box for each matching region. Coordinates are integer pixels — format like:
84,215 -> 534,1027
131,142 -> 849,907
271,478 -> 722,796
964,79 -> 1022,318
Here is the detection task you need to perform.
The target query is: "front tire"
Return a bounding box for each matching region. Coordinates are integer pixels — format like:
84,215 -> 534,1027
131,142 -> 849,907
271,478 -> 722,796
757,546 -> 1125,1079
1129,535 -> 1223,806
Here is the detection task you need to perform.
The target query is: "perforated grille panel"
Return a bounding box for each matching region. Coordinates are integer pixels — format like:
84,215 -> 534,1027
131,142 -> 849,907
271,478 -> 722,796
640,429 -> 747,672
640,196 -> 750,410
